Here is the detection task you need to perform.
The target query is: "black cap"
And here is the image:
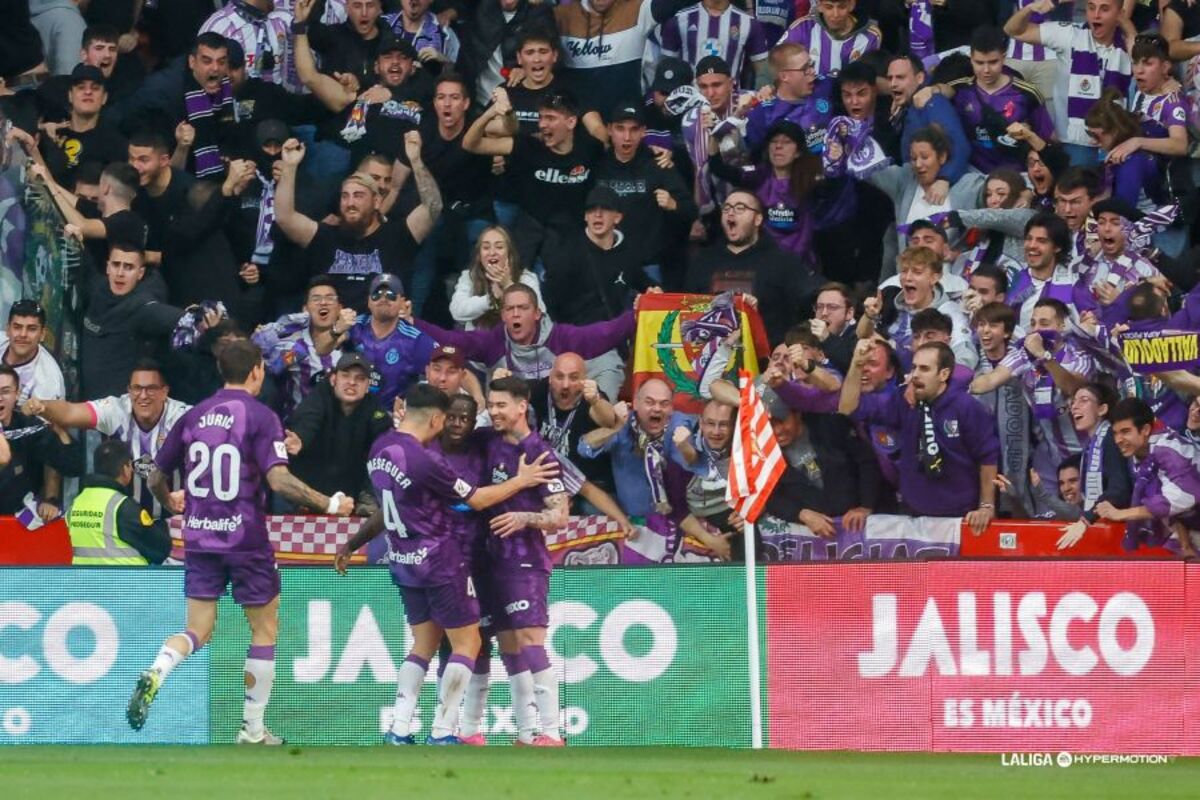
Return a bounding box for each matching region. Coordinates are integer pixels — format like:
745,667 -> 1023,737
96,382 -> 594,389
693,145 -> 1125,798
608,104 -> 645,125
907,218 -> 948,242
651,57 -> 693,94
335,352 -> 372,373
1091,197 -> 1144,223
255,119 -> 290,149
70,64 -> 106,86
585,185 -> 621,212
765,118 -> 807,149
694,55 -> 731,78
378,32 -> 418,60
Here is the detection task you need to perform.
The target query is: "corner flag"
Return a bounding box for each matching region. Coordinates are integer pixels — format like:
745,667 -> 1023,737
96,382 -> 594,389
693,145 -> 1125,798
725,371 -> 785,523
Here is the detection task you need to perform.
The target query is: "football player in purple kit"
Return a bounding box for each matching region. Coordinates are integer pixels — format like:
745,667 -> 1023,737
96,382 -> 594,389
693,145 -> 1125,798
127,340 -> 355,744
479,376 -> 571,746
334,384 -> 560,745
430,394 -> 493,745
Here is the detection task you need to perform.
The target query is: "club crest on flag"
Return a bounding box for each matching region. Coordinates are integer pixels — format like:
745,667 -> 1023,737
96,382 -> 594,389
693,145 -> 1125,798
633,292 -> 769,413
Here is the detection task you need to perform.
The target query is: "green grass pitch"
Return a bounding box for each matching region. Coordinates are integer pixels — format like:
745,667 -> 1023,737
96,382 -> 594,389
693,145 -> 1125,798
2,747 -> 1198,799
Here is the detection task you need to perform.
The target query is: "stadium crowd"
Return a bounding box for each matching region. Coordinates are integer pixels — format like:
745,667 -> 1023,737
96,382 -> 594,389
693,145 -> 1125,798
2,0 -> 1200,566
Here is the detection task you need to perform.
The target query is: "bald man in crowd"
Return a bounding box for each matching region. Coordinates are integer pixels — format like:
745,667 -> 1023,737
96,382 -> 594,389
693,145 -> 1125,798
578,379 -> 693,546
527,352 -> 620,499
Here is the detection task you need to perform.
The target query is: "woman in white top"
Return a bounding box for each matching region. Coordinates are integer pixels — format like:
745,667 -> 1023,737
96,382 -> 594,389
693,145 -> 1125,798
448,224 -> 546,330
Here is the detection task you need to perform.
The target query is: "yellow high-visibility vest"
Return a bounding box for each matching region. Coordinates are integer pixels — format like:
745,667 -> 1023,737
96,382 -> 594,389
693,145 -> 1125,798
68,486 -> 148,566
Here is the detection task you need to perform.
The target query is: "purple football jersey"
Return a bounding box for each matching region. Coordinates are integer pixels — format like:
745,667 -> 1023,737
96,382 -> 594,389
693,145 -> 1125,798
480,428 -> 565,574
432,435 -> 488,556
155,388 -> 288,553
949,78 -> 1054,173
368,430 -> 477,587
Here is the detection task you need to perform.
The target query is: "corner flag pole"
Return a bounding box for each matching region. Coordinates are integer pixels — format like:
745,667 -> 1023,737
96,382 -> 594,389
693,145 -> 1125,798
745,518 -> 763,749
728,369 -> 780,751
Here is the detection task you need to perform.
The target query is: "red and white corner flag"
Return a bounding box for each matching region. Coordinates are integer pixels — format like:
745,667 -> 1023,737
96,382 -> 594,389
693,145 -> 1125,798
725,370 -> 785,523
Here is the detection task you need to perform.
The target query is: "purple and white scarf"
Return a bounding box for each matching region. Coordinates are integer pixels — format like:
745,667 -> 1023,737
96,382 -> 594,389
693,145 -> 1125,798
385,11 -> 445,54
171,301 -> 228,350
1081,420 -> 1109,510
1127,202 -> 1179,253
907,0 -> 934,61
183,78 -> 235,178
823,115 -> 890,179
630,415 -> 671,515
253,170 -> 276,265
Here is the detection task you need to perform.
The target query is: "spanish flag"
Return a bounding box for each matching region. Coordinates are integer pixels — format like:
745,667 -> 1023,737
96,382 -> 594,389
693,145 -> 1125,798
632,292 -> 770,414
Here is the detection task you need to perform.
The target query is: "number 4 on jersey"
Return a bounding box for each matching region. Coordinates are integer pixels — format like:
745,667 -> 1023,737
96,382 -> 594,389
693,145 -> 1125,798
381,490 -> 408,538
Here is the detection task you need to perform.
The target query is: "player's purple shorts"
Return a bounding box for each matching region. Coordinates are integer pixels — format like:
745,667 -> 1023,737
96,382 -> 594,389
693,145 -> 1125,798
185,549 -> 280,606
396,574 -> 480,630
487,569 -> 549,631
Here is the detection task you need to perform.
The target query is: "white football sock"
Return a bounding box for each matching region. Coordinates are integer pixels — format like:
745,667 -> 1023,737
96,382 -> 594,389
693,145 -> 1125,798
242,645 -> 276,736
390,655 -> 429,737
430,655 -> 473,738
150,631 -> 196,680
531,666 -> 561,739
509,670 -> 538,743
459,671 -> 490,737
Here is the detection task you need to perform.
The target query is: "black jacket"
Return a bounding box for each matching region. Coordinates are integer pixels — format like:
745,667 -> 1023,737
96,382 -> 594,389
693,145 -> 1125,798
76,475 -> 172,564
1081,429 -> 1134,524
593,146 -> 698,268
307,6 -> 390,92
763,413 -> 883,523
0,412 -> 83,515
685,236 -> 821,345
543,228 -> 650,325
81,278 -> 185,398
463,0 -> 557,89
822,326 -> 859,377
877,0 -> 997,56
161,186 -> 264,327
289,381 -> 393,499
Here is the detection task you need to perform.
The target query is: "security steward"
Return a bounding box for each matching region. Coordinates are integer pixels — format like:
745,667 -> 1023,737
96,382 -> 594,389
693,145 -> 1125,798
67,439 -> 171,565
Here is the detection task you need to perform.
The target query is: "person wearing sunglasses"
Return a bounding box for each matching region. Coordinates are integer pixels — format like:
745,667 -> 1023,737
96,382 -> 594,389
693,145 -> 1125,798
336,273 -> 437,408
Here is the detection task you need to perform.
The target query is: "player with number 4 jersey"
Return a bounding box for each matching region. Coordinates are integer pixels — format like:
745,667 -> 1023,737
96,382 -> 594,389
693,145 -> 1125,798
335,384 -> 561,746
127,341 -> 354,744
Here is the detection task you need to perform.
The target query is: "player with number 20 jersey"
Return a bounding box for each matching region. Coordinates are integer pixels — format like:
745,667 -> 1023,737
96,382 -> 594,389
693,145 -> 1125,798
126,340 -> 352,745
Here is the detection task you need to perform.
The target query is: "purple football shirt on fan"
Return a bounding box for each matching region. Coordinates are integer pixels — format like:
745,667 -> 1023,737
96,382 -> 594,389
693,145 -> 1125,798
479,428 -> 565,574
948,78 -> 1054,172
368,430 -> 477,587
155,388 -> 288,553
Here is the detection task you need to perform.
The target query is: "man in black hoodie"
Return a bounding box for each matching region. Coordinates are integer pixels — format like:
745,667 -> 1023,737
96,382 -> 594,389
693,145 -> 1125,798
81,242 -> 188,398
593,104 -> 696,287
303,0 -> 389,91
282,352 -> 392,512
543,186 -> 652,325
684,190 -> 821,344
463,0 -> 556,106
